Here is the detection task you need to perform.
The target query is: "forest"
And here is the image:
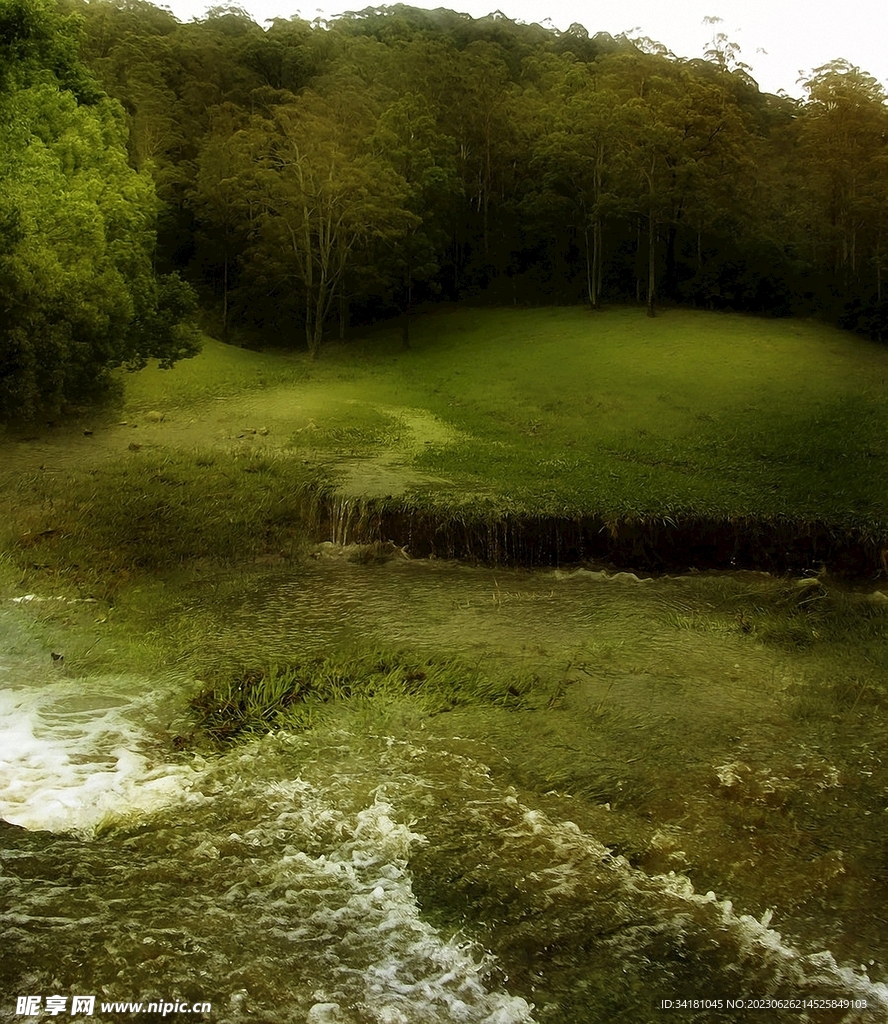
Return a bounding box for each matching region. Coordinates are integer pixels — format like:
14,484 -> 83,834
2,0 -> 888,417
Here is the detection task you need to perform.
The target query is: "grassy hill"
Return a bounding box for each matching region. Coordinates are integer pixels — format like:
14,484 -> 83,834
3,305 -> 887,582
327,306 -> 887,525
130,305 -> 888,523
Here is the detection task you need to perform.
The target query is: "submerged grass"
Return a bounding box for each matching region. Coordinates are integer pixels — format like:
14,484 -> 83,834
190,649 -> 541,742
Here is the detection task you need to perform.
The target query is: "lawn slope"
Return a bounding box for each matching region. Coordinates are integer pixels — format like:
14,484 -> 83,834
3,305 -> 887,578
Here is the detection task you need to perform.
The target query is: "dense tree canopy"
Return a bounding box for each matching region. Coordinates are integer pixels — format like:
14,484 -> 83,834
0,0 -> 199,421
14,0 -> 888,367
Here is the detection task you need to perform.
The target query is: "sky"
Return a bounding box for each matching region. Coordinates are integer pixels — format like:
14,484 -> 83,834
159,0 -> 888,99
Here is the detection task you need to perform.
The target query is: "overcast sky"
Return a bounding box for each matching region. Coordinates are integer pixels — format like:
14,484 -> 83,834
160,0 -> 888,98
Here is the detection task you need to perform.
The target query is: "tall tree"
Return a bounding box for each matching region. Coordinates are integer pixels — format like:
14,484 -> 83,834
237,94 -> 415,357
797,61 -> 888,299
0,0 -> 198,420
189,104 -> 252,339
371,92 -> 459,345
619,61 -> 684,316
529,55 -> 626,309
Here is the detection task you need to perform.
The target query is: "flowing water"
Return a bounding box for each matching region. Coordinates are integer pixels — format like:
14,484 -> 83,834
2,555 -> 887,1023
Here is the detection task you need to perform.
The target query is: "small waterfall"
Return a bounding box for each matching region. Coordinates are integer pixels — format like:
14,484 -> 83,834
329,495 -> 357,546
312,493 -> 884,575
327,494 -> 385,548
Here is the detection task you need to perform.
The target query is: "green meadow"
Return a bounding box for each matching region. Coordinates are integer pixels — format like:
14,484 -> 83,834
122,305 -> 888,527
4,306 -> 888,590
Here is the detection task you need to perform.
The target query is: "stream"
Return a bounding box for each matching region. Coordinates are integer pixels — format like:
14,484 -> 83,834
2,554 -> 887,1022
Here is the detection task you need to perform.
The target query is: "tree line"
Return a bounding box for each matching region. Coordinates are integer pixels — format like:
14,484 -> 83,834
2,0 -> 887,415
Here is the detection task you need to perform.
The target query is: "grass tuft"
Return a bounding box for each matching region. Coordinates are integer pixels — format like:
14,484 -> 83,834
190,649 -> 541,742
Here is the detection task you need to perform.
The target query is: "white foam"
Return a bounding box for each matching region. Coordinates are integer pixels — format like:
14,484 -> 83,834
322,799 -> 537,1023
511,807 -> 888,1013
226,777 -> 537,1023
0,685 -> 202,834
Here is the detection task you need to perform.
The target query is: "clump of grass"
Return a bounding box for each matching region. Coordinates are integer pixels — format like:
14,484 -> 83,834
751,578 -> 888,650
190,650 -> 539,742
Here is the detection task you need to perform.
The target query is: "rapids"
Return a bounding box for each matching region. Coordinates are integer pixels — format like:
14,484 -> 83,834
2,556 -> 887,1023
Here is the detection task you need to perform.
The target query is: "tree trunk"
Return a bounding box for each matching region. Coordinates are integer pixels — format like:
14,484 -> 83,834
592,214 -> 602,309
665,224 -> 678,299
306,310 -> 317,359
635,216 -> 642,304
483,128 -> 491,256
222,250 -> 229,342
647,208 -> 656,317
307,281 -> 328,359
591,142 -> 604,309
583,219 -> 594,308
402,262 -> 413,350
338,290 -> 348,340
584,207 -> 602,310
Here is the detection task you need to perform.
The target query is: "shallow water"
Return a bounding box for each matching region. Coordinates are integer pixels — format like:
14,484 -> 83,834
2,558 -> 887,1022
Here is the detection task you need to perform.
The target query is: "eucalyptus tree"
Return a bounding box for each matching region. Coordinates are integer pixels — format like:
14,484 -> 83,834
796,60 -> 888,307
370,92 -> 459,345
1,0 -> 102,99
663,61 -> 760,305
612,54 -> 687,315
235,92 -> 416,357
64,0 -> 187,180
527,54 -> 626,308
42,0 -> 888,335
445,40 -> 517,281
596,48 -> 757,315
188,103 -> 254,338
68,0 -> 274,273
240,15 -> 316,93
